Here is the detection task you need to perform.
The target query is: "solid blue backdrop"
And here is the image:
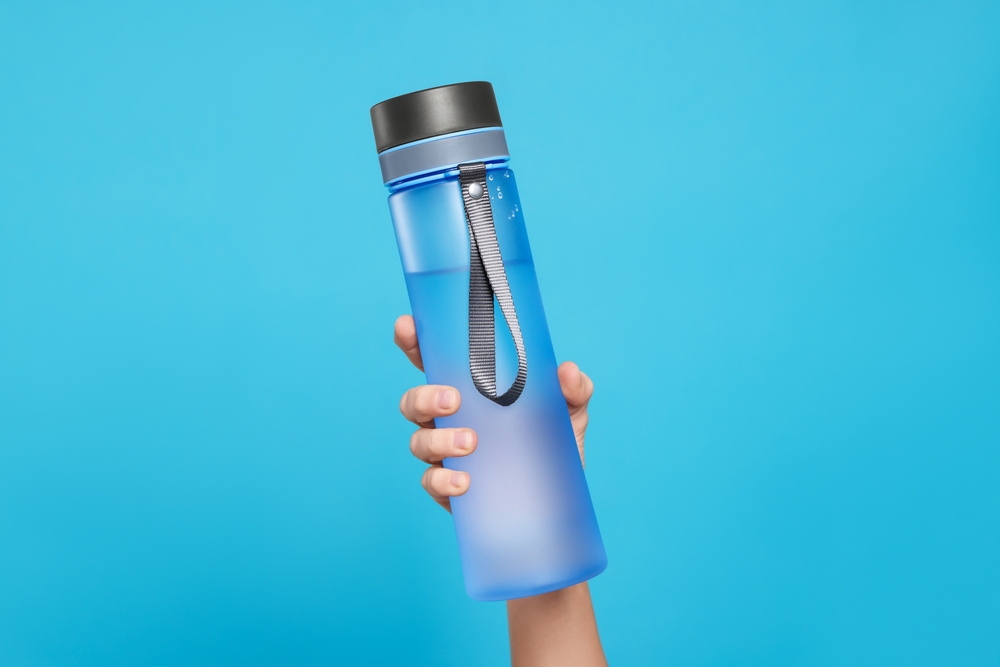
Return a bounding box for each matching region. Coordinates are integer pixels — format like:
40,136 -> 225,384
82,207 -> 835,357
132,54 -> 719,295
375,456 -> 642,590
1,2 -> 997,665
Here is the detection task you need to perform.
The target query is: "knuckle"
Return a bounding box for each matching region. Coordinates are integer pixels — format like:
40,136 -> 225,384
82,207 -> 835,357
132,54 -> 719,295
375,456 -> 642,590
400,387 -> 419,417
413,386 -> 434,414
426,468 -> 446,494
430,429 -> 451,456
420,466 -> 436,491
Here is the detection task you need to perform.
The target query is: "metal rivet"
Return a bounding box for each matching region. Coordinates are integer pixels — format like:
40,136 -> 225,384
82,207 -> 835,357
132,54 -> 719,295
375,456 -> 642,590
468,182 -> 484,199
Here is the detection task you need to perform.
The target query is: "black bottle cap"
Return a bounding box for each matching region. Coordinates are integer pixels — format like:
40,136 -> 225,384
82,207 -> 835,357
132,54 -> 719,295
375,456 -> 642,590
370,81 -> 503,153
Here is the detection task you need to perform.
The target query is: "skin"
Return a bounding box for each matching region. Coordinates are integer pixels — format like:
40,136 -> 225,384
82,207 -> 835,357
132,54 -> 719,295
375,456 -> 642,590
394,315 -> 608,667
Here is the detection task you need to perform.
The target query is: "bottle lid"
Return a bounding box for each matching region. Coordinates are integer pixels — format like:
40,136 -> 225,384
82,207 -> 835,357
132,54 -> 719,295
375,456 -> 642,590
370,82 -> 503,154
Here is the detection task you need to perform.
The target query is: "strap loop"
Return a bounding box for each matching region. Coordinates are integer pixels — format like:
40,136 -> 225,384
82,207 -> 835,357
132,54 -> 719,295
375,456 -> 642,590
459,163 -> 528,407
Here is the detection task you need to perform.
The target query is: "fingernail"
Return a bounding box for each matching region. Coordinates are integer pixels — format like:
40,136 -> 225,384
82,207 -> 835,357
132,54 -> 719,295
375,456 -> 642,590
438,389 -> 457,410
454,431 -> 472,451
450,472 -> 466,488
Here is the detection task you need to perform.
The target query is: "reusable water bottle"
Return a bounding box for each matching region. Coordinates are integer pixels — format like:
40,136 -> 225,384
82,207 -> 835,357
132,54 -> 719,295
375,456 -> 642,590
371,82 -> 606,601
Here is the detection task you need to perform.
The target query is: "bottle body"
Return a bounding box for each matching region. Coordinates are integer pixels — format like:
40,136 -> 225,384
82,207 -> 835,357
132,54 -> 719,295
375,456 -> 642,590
388,165 -> 607,600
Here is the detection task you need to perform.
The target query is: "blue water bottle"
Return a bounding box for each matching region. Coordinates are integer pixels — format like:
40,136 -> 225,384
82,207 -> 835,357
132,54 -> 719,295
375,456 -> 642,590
371,82 -> 606,601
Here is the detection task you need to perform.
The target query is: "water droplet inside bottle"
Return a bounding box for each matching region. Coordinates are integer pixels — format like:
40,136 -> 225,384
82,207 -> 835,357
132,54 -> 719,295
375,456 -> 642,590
488,174 -> 493,181
497,191 -> 503,199
505,171 -> 510,178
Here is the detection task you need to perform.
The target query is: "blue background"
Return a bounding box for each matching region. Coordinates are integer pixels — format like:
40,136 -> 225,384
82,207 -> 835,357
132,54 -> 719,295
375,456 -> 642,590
1,2 -> 998,665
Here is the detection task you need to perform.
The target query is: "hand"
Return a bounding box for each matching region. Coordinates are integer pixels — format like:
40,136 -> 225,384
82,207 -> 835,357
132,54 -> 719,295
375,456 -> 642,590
395,313 -> 607,666
394,314 -> 595,511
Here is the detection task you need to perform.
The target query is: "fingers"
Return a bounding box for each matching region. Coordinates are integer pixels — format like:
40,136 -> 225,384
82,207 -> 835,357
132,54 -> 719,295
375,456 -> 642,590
410,427 -> 477,463
421,464 -> 470,512
558,361 -> 594,413
412,431 -> 474,513
558,361 -> 592,467
400,384 -> 461,427
394,315 -> 424,371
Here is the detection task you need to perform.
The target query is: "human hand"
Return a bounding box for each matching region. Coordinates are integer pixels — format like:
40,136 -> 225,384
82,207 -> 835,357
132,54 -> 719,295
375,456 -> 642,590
394,314 -> 594,512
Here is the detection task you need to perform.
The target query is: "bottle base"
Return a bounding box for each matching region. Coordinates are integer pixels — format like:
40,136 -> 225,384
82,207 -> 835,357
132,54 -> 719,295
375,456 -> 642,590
465,555 -> 608,602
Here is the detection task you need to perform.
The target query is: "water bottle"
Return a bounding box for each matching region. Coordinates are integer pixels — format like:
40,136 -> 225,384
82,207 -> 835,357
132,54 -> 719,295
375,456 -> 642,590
370,82 -> 606,601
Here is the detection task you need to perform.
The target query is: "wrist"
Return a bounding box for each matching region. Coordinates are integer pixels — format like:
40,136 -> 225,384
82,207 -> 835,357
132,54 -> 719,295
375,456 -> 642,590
507,582 -> 607,667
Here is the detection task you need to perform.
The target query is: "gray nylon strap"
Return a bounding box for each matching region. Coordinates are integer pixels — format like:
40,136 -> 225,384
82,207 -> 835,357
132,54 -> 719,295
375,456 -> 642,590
459,162 -> 527,406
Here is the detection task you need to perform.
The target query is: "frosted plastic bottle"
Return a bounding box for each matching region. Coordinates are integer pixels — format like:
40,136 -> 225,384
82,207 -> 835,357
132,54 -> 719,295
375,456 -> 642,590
370,82 -> 606,601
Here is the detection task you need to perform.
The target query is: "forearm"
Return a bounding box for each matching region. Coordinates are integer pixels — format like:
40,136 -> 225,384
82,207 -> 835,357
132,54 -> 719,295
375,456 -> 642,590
507,583 -> 607,667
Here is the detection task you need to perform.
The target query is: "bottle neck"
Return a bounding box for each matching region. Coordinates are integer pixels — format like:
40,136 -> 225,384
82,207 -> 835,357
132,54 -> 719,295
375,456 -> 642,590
379,127 -> 510,190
